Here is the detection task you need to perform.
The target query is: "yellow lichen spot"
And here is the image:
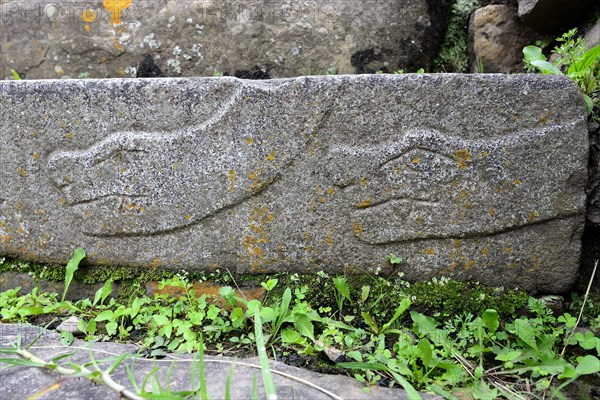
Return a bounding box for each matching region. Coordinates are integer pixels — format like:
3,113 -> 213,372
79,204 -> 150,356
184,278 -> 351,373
450,179 -> 459,187
16,167 -> 28,177
55,66 -> 65,75
464,259 -> 475,270
318,196 -> 326,203
453,239 -> 462,247
424,248 -> 436,255
316,188 -> 324,196
31,131 -> 38,137
528,211 -> 539,222
226,169 -> 235,192
17,227 -> 24,234
65,132 -> 74,140
482,151 -> 489,158
84,24 -> 92,32
488,209 -> 496,217
253,247 -> 262,256
539,116 -> 548,125
480,248 -> 490,256
119,167 -> 126,173
117,68 -> 126,76
415,214 -> 425,224
513,179 -> 521,186
502,246 -> 513,254
326,236 -> 333,246
455,149 -> 472,170
306,245 -> 312,252
327,187 -> 335,196
103,0 -> 132,25
359,177 -> 368,187
32,153 -> 40,160
82,9 -> 96,22
411,156 -> 420,164
184,214 -> 192,221
265,151 -> 276,161
148,258 -> 162,268
395,167 -> 403,174
246,137 -> 254,145
243,96 -> 250,101
248,171 -> 256,180
357,198 -> 373,208
352,221 -> 364,235
59,197 -> 67,205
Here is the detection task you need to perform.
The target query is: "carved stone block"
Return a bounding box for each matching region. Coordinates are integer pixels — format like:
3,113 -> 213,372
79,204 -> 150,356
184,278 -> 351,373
0,75 -> 588,291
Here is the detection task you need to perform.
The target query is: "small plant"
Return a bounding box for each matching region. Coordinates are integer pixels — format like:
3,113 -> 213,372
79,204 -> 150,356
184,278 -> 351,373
524,28 -> 600,118
10,69 -> 22,80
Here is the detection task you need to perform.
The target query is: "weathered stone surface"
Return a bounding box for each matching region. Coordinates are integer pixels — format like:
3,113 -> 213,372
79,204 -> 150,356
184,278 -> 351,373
0,323 -> 438,399
0,75 -> 589,292
0,0 -> 452,80
468,5 -> 537,73
517,0 -> 598,33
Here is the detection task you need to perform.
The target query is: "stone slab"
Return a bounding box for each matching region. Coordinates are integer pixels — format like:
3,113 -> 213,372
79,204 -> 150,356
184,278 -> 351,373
0,74 -> 589,292
0,323 -> 438,399
0,0 -> 451,79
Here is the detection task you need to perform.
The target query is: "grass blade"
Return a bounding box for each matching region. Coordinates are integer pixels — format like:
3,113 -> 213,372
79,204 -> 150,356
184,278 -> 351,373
254,308 -> 277,400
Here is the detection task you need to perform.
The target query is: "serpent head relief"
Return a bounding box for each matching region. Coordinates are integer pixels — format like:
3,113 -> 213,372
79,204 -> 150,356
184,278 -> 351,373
325,127 -> 580,244
47,80 -> 330,237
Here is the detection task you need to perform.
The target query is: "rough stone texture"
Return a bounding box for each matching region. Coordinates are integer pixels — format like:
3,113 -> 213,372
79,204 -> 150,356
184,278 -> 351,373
0,75 -> 589,292
468,5 -> 537,73
579,122 -> 600,293
0,323 -> 439,399
517,0 -> 599,33
0,0 -> 452,80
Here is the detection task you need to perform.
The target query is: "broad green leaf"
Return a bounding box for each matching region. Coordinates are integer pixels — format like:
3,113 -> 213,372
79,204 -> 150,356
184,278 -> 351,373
514,319 -> 537,349
60,331 -> 74,346
93,278 -> 113,307
416,338 -> 433,367
94,310 -> 114,322
105,321 -> 118,336
482,309 -> 499,333
576,355 -> 600,375
411,311 -> 437,337
281,328 -> 301,344
530,60 -> 563,75
62,248 -> 86,302
333,277 -> 351,301
153,314 -> 169,326
293,314 -> 315,341
523,45 -> 546,63
361,286 -> 370,302
259,306 -> 276,322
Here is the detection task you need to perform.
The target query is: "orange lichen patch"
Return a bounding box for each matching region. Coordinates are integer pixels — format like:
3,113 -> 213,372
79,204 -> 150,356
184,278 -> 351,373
352,221 -> 364,235
455,149 -> 472,170
411,156 -> 420,164
82,9 -> 97,22
253,247 -> 262,256
528,212 -> 539,222
32,153 -> 40,160
423,248 -> 436,255
488,209 -> 496,217
513,179 -> 521,186
84,25 -> 92,32
327,187 -> 335,196
306,245 -> 312,253
248,171 -> 256,180
14,203 -> 25,212
228,169 -> 235,192
265,151 -> 276,161
16,167 -> 28,177
326,235 -> 334,246
464,259 -> 475,270
112,39 -> 125,53
357,198 -> 373,208
17,227 -> 25,234
539,116 -> 548,125
103,0 -> 132,25
453,239 -> 462,247
480,248 -> 490,256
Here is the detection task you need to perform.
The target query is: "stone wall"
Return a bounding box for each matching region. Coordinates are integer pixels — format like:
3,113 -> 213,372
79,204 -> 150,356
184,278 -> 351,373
0,75 -> 588,292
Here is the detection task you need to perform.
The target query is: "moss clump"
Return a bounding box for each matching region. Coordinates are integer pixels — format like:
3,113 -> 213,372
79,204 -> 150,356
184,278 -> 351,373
405,279 -> 529,319
433,0 -> 481,72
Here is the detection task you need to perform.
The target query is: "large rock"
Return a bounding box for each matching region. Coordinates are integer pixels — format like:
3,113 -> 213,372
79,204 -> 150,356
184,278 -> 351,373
0,0 -> 452,79
0,75 -> 589,292
517,0 -> 598,33
468,5 -> 537,73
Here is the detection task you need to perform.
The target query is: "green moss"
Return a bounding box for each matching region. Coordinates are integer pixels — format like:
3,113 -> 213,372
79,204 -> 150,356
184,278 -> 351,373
433,0 -> 481,73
